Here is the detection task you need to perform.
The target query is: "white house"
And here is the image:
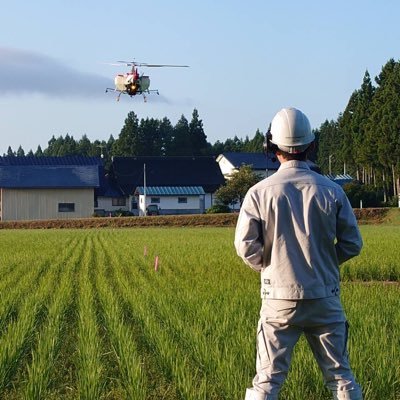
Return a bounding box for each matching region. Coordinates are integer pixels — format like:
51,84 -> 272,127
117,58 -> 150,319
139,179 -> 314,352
109,156 -> 225,215
217,152 -> 321,180
135,186 -> 206,215
216,152 -> 280,179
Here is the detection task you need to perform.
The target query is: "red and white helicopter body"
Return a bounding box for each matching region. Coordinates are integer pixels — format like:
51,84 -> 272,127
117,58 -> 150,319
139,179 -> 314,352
106,60 -> 188,101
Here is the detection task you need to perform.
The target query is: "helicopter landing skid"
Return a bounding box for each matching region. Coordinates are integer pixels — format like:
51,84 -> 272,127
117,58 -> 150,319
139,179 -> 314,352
105,88 -> 159,102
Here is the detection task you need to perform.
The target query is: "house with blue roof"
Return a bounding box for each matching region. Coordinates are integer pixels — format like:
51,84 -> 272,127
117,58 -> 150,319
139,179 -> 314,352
216,152 -> 280,179
109,156 -> 225,215
0,156 -> 102,221
216,152 -> 321,179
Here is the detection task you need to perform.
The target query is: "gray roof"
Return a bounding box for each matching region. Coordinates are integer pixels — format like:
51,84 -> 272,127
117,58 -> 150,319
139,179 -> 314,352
0,164 -> 100,189
112,156 -> 225,195
0,156 -> 102,166
135,186 -> 205,196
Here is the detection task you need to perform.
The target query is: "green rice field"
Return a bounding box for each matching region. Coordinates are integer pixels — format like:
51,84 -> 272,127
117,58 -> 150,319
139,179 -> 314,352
0,225 -> 398,399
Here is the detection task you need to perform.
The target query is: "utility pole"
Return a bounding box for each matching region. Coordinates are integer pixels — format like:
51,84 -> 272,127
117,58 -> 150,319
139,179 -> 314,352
143,163 -> 147,216
97,144 -> 105,159
329,154 -> 334,175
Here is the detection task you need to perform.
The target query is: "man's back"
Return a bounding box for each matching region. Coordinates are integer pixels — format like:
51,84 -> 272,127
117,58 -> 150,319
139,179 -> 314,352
237,108 -> 363,400
235,160 -> 362,299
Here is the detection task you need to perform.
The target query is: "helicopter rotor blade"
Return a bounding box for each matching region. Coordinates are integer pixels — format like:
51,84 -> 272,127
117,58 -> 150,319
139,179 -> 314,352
101,62 -> 124,66
117,60 -> 136,65
116,61 -> 189,68
141,64 -> 189,68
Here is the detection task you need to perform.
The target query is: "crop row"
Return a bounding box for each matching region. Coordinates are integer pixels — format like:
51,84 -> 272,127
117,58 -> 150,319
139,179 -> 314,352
0,227 -> 398,399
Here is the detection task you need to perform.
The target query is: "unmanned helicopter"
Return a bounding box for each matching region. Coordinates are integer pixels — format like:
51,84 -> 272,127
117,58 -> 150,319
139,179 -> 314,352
105,60 -> 189,102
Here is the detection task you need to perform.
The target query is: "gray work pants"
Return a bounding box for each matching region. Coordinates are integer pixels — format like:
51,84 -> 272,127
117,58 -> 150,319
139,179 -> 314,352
245,296 -> 363,400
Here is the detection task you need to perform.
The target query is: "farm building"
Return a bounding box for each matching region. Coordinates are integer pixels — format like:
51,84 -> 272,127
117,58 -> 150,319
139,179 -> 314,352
0,156 -> 102,221
217,152 -> 321,179
108,156 -> 225,215
216,152 -> 280,179
135,186 -> 206,216
95,173 -> 126,216
325,174 -> 354,186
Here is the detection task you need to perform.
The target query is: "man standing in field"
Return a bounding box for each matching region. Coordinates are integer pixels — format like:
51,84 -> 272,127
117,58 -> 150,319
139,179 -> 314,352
235,107 -> 363,400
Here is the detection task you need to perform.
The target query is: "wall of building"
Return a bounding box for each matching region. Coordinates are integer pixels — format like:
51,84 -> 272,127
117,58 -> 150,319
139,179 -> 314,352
95,192 -> 216,217
204,193 -> 214,209
138,194 -> 204,215
1,188 -> 94,221
217,157 -> 235,178
96,197 -> 129,215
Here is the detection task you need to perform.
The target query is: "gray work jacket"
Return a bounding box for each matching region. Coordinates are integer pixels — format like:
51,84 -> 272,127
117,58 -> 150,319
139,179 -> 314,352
234,160 -> 362,299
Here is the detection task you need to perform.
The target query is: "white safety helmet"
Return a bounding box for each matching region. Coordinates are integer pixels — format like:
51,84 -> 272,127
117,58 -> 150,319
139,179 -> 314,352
270,107 -> 314,154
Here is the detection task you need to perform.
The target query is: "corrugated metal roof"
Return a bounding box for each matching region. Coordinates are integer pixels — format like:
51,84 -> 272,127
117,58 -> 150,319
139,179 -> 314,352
0,165 -> 99,188
325,174 -> 354,186
325,174 -> 353,180
135,186 -> 205,196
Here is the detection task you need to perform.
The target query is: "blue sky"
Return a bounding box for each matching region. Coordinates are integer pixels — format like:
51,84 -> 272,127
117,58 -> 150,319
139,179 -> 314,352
1,0 -> 400,155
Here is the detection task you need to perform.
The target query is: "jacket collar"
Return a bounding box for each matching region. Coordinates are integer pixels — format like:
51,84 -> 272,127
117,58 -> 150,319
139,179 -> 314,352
278,160 -> 311,171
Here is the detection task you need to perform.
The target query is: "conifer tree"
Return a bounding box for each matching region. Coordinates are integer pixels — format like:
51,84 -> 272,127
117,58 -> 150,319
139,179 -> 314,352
140,118 -> 162,156
16,145 -> 25,157
315,120 -> 340,174
35,145 -> 43,157
6,146 -> 15,157
159,117 -> 174,155
170,115 -> 191,155
112,111 -> 140,156
189,109 -> 210,155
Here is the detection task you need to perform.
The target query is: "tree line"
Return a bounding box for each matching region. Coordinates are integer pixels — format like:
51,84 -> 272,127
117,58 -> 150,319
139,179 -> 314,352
4,109 -> 264,170
315,58 -> 400,202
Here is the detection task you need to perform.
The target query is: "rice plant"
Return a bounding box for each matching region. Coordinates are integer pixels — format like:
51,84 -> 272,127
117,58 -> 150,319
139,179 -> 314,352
76,236 -> 104,400
0,226 -> 397,399
23,238 -> 82,399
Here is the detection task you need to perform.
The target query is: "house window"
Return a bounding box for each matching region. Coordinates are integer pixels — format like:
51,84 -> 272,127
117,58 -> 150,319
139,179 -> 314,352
151,197 -> 160,203
58,203 -> 75,212
178,197 -> 188,204
112,197 -> 126,206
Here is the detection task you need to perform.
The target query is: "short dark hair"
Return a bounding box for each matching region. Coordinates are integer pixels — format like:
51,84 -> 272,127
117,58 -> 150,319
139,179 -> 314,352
276,149 -> 308,161
276,142 -> 314,161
